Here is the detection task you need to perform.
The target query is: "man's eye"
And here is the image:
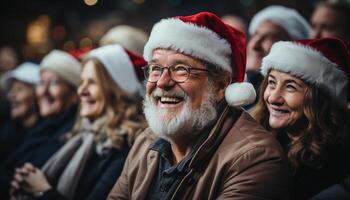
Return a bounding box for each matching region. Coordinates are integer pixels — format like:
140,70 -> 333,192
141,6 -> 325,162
150,66 -> 162,72
173,65 -> 188,72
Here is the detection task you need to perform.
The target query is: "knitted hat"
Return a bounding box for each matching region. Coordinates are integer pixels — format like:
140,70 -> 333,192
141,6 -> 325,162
144,12 -> 256,107
248,5 -> 311,39
99,25 -> 149,55
85,44 -> 146,98
261,37 -> 350,105
4,62 -> 40,86
40,50 -> 81,88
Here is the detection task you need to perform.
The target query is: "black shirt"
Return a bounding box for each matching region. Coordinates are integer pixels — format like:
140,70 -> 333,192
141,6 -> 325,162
146,132 -> 209,200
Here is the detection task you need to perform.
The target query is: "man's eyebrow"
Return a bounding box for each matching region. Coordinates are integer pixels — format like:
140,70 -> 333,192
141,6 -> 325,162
149,58 -> 159,63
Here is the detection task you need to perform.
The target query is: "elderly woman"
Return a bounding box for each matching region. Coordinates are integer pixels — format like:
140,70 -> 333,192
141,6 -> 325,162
11,45 -> 147,200
0,62 -> 40,164
252,37 -> 350,199
6,50 -> 81,168
0,50 -> 81,200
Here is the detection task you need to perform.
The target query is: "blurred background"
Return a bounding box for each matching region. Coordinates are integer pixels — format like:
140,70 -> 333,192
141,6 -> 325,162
0,0 -> 316,65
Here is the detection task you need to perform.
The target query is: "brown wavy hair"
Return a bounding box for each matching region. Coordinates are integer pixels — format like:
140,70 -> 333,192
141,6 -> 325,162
66,58 -> 146,149
252,70 -> 350,171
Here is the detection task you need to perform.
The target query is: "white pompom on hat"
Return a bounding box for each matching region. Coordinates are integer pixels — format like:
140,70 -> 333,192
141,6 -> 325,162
85,44 -> 147,99
40,50 -> 82,88
248,5 -> 311,39
261,37 -> 350,106
143,12 -> 256,107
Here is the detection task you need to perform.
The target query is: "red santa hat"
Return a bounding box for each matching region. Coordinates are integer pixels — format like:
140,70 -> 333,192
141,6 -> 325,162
143,12 -> 256,107
261,37 -> 350,105
85,44 -> 146,98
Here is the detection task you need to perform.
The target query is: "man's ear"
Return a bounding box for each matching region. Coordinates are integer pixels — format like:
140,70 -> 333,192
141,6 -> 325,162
215,73 -> 232,102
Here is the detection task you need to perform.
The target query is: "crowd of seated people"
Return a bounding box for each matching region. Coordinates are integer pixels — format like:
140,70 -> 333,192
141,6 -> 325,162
0,1 -> 349,199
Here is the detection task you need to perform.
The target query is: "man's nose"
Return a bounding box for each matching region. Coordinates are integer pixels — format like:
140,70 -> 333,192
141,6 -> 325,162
156,68 -> 176,89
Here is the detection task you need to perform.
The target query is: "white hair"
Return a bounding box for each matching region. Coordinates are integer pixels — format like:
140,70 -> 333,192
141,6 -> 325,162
143,83 -> 218,142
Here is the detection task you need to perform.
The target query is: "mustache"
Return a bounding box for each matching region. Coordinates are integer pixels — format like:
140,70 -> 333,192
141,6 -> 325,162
151,88 -> 187,100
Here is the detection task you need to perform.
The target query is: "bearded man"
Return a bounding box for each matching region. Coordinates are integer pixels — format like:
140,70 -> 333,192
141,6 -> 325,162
108,12 -> 292,200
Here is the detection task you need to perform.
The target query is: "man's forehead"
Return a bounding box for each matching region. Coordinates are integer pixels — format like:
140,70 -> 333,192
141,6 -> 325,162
151,49 -> 206,66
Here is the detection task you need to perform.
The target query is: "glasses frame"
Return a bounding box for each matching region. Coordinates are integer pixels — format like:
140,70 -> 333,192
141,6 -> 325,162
142,64 -> 209,83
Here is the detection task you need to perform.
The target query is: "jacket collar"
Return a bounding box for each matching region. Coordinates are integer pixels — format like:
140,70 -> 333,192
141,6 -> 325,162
188,104 -> 242,169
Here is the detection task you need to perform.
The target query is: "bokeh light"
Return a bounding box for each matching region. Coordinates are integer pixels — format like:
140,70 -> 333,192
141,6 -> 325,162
84,0 -> 98,6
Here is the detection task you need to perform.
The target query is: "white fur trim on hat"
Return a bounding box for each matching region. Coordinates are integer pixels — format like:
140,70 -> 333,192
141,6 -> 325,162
248,5 -> 311,39
144,18 -> 232,73
6,62 -> 40,85
225,82 -> 256,107
41,50 -> 81,88
86,44 -> 144,98
261,41 -> 348,104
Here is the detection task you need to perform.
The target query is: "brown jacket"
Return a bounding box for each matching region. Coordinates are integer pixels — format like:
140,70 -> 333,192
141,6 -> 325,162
108,106 -> 292,200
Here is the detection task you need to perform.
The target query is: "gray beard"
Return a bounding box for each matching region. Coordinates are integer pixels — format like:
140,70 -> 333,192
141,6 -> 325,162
143,87 -> 218,143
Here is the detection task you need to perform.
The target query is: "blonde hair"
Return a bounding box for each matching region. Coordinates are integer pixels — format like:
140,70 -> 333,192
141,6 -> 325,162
66,58 -> 146,149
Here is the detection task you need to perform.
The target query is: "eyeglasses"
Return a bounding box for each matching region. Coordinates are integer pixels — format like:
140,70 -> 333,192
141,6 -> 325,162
142,64 -> 209,83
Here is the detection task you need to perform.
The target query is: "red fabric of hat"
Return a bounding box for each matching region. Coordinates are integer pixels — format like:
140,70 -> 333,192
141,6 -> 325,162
295,37 -> 350,78
261,37 -> 350,105
124,48 -> 147,82
144,12 -> 256,107
176,12 -> 247,82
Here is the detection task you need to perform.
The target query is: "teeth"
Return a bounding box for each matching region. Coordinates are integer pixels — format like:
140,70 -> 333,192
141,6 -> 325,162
271,108 -> 288,114
160,96 -> 181,103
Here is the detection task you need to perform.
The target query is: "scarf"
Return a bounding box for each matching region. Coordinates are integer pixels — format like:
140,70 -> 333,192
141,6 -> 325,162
41,117 -> 106,200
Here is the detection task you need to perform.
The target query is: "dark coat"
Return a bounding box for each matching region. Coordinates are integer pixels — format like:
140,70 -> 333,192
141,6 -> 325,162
309,175 -> 350,200
277,133 -> 350,199
0,119 -> 42,165
0,89 -> 10,124
0,120 -> 21,164
4,105 -> 78,168
35,145 -> 129,200
0,105 -> 78,200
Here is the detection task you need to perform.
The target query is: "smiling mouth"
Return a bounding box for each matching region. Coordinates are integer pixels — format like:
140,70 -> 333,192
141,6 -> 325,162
10,102 -> 20,109
157,96 -> 183,104
269,106 -> 290,115
81,98 -> 96,105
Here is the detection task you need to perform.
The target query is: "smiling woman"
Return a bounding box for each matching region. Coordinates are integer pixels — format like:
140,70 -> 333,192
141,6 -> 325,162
263,70 -> 307,131
252,37 -> 350,199
5,63 -> 40,126
0,62 -> 40,163
11,44 -> 147,200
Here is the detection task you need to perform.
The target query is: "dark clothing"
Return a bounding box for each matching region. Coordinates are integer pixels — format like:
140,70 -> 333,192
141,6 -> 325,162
0,105 -> 78,200
146,131 -> 209,200
0,89 -> 10,124
309,175 -> 350,200
0,119 -> 42,165
35,146 -> 129,200
0,120 -> 21,164
277,133 -> 350,199
244,70 -> 264,110
4,105 -> 77,168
